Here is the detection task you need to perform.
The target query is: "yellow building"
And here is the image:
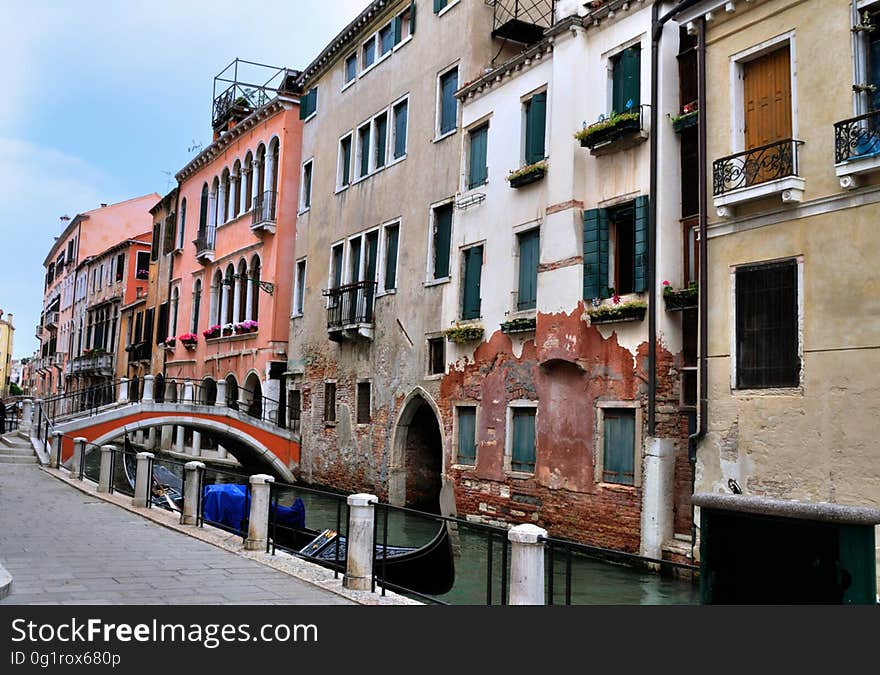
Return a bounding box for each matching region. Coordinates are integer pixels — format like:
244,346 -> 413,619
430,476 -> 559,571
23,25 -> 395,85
0,312 -> 15,398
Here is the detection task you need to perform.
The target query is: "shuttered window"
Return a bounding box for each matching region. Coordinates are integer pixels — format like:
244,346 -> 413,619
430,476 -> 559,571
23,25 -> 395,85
582,208 -> 609,300
199,183 -> 209,233
323,382 -> 336,423
468,124 -> 488,188
524,92 -> 547,165
363,38 -> 376,69
735,259 -> 799,389
393,99 -> 408,159
434,0 -> 449,13
582,197 -> 648,299
294,260 -> 306,315
439,68 -> 459,135
517,230 -> 539,311
428,337 -> 445,375
384,223 -> 399,291
340,135 -> 352,187
511,408 -> 536,473
156,302 -> 169,344
375,112 -> 388,169
299,87 -> 318,120
462,246 -> 483,320
380,23 -> 394,55
457,407 -> 476,466
345,53 -> 357,83
358,124 -> 371,178
302,160 -> 312,210
432,203 -> 453,279
603,409 -> 635,485
357,382 -> 371,424
612,45 -> 641,114
633,196 -> 649,293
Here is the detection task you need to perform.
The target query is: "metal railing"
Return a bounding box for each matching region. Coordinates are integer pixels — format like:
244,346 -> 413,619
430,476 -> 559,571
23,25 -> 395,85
252,190 -> 277,227
194,228 -> 216,256
2,405 -> 19,433
491,0 -> 555,43
834,109 -> 880,164
69,353 -> 114,376
713,138 -> 803,196
126,342 -> 151,364
324,280 -> 378,330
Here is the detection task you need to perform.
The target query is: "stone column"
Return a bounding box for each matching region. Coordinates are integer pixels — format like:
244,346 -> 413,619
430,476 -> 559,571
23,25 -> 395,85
141,374 -> 154,403
135,429 -> 144,446
50,431 -> 63,469
218,179 -> 227,225
215,379 -> 227,409
232,276 -> 242,324
252,158 -> 263,206
71,436 -> 87,479
221,280 -> 230,325
508,524 -> 547,606
97,445 -> 114,494
160,425 -> 173,451
343,493 -> 377,592
181,461 -> 204,526
20,399 -> 33,433
640,437 -> 675,560
175,426 -> 185,454
30,398 -> 43,439
183,380 -> 194,404
118,378 -> 129,404
229,175 -> 239,218
191,430 -> 201,457
244,474 -> 275,551
133,452 -> 154,508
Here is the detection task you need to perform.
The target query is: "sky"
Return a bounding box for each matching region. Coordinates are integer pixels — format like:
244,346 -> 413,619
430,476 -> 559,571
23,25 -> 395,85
0,0 -> 366,359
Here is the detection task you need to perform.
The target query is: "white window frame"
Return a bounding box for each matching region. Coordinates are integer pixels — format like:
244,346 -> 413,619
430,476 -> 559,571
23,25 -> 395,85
425,333 -> 446,378
299,158 -> 313,214
520,85 -> 549,166
292,257 -> 307,318
377,218 -> 401,296
344,226 -> 381,286
355,120 -> 372,182
377,21 -> 395,60
389,95 -> 410,165
452,403 -> 479,469
424,198 -> 455,286
511,221 -> 541,317
504,400 -> 538,477
463,116 -> 491,192
393,5 -> 414,52
594,401 -> 643,487
437,0 -> 461,18
372,109 -> 390,173
343,52 -> 358,90
434,63 -> 460,142
458,240 -> 486,321
362,34 -> 378,73
337,132 -> 354,193
327,241 -> 345,308
603,35 -> 645,117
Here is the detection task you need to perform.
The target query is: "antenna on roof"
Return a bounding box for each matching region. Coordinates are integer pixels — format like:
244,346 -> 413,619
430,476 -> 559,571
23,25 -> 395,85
187,140 -> 203,155
160,170 -> 174,190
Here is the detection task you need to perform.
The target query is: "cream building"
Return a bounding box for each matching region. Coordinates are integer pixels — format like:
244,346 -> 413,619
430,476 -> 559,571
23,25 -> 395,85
0,312 -> 14,398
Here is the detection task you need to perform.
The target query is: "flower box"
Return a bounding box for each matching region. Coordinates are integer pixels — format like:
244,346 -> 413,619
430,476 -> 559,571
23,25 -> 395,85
662,282 -> 698,311
202,325 -> 221,340
500,317 -> 537,334
588,301 -> 647,325
234,320 -> 258,334
671,110 -> 699,133
163,338 -> 176,350
444,324 -> 484,344
507,161 -> 547,189
575,111 -> 643,153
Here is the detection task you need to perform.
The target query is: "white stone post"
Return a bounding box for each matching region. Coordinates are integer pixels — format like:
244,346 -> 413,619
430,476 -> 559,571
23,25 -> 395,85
640,437 -> 675,560
175,426 -> 185,454
215,379 -> 227,409
508,524 -> 547,606
221,283 -> 230,324
145,427 -> 156,450
50,431 -> 63,469
71,436 -> 87,479
20,399 -> 33,433
343,493 -> 377,592
135,429 -> 144,446
244,474 -> 275,551
229,175 -> 239,218
216,444 -> 228,459
218,180 -> 228,225
160,425 -> 173,450
133,452 -> 154,508
118,377 -> 129,403
141,374 -> 154,403
29,398 -> 43,438
182,461 -> 204,526
183,380 -> 194,404
97,445 -> 114,494
232,276 -> 242,321
191,430 -> 201,457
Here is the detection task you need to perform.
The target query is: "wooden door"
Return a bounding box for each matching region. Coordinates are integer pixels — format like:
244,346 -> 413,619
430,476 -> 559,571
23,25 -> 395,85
743,46 -> 791,185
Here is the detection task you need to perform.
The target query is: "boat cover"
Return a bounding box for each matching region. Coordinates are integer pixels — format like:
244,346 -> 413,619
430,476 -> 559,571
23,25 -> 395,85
202,484 -> 305,532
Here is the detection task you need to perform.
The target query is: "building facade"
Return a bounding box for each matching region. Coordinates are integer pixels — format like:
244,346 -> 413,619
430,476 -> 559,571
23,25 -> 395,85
0,312 -> 14,398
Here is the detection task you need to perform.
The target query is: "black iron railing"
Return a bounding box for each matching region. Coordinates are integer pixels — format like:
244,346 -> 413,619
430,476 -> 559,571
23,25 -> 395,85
834,109 -> 880,164
127,342 -> 151,364
194,228 -> 216,256
713,138 -> 803,196
491,0 -> 555,43
324,280 -> 378,330
252,190 -> 277,226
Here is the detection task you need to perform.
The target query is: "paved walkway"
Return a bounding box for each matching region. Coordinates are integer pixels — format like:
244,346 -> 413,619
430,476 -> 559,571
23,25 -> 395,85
0,464 -> 353,605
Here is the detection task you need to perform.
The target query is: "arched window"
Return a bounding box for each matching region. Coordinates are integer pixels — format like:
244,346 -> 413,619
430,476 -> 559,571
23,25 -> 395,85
170,287 -> 179,337
231,160 -> 242,219
191,279 -> 202,333
210,177 -> 220,230
243,372 -> 262,419
221,168 -> 230,224
201,377 -> 217,406
178,197 -> 187,249
250,255 -> 261,322
255,144 -> 267,202
211,270 -> 224,326
237,259 -> 248,323
224,265 -> 235,325
243,151 -> 254,212
267,138 -> 280,220
198,184 -> 209,235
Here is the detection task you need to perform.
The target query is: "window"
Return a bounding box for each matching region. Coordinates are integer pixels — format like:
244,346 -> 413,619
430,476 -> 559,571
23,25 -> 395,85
611,45 -> 641,114
524,92 -> 547,165
357,382 -> 371,423
383,222 -> 399,291
433,0 -> 452,13
191,279 -> 202,333
163,214 -> 176,254
289,389 -> 302,431
582,197 -> 648,299
330,244 -> 344,297
461,245 -> 483,320
431,203 -> 453,279
135,251 -> 150,280
379,23 -> 394,56
323,382 -> 337,423
345,53 -> 357,84
66,238 -> 75,262
392,99 -> 408,159
467,124 -> 488,189
301,159 -> 313,211
199,183 -> 209,234
395,3 -> 415,43
510,406 -> 536,473
427,337 -> 445,375
357,123 -> 371,178
294,259 -> 306,315
456,406 -> 476,466
115,253 -> 124,282
517,229 -> 539,311
363,36 -> 377,69
299,87 -> 318,120
338,134 -> 353,188
438,67 -> 459,136
178,198 -> 187,249
735,259 -> 800,389
374,112 -> 388,170
156,302 -> 169,344
151,224 -> 160,261
602,409 -> 635,485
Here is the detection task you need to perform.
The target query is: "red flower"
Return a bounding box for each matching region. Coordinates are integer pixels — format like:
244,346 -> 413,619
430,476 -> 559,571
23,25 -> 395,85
612,294 -> 621,305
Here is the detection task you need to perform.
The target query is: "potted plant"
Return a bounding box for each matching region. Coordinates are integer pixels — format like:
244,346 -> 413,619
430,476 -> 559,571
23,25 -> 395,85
203,325 -> 221,340
575,109 -> 642,149
588,298 -> 647,324
507,160 -> 547,189
662,280 -> 698,310
221,322 -> 235,337
444,323 -> 485,344
671,102 -> 699,133
164,337 -> 176,349
500,317 -> 537,334
234,319 -> 258,334
179,333 -> 198,349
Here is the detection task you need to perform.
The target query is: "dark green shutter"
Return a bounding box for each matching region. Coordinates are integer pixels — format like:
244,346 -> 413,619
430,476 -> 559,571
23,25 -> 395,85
603,410 -> 635,485
633,195 -> 649,293
468,125 -> 488,188
613,46 -> 640,113
376,114 -> 388,168
462,245 -> 483,320
518,230 -> 539,310
156,303 -> 169,344
433,204 -> 452,279
332,247 -> 343,288
360,126 -> 371,177
394,102 -> 408,158
199,184 -> 208,233
365,231 -> 379,321
393,15 -> 402,44
512,408 -> 536,472
434,0 -> 444,13
384,225 -> 399,290
342,138 -> 352,186
457,408 -> 476,465
299,92 -> 308,119
583,208 -> 609,299
410,0 -> 417,34
838,525 -> 877,604
300,88 -> 317,119
441,69 -> 458,134
525,92 -> 547,165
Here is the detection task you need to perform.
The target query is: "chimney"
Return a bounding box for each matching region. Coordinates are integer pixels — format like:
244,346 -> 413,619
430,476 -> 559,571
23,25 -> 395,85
100,203 -> 108,208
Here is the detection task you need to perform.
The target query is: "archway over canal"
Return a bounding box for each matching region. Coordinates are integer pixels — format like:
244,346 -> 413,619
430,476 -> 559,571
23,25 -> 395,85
389,388 -> 444,513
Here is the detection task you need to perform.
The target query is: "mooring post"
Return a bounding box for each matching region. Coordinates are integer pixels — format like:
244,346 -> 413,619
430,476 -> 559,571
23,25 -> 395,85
141,374 -> 154,403
191,430 -> 201,457
20,399 -> 33,434
244,474 -> 275,551
508,524 -> 547,605
344,493 -> 377,592
70,436 -> 87,479
182,461 -> 205,525
133,452 -> 154,508
97,445 -> 114,493
49,431 -> 63,469
118,378 -> 129,404
29,399 -> 42,439
215,379 -> 227,409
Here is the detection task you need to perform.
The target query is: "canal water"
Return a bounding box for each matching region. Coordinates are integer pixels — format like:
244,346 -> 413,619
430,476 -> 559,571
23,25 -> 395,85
83,447 -> 699,605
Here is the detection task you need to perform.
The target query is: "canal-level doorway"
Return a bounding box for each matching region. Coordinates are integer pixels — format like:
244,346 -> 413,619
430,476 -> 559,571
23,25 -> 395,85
389,389 -> 446,514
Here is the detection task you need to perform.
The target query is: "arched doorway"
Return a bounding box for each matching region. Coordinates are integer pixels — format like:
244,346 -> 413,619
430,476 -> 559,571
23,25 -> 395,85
243,372 -> 262,420
391,391 -> 444,513
225,374 -> 239,410
201,377 -> 217,406
154,374 -> 165,403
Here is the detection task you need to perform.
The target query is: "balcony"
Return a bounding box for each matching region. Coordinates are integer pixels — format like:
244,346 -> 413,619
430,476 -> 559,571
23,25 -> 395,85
491,0 -> 555,45
576,106 -> 648,157
44,310 -> 59,329
194,228 -> 216,264
712,139 -> 805,217
251,190 -> 277,234
68,353 -> 114,377
324,280 -> 377,341
834,110 -> 880,189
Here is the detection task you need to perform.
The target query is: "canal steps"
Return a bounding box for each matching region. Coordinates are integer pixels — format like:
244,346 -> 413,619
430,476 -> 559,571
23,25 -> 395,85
0,433 -> 37,464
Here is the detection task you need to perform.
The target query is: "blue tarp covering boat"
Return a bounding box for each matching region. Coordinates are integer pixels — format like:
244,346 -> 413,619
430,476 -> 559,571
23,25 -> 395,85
202,483 -> 305,532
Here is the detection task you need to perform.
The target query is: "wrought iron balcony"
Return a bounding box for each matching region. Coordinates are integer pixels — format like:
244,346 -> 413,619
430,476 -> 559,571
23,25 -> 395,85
834,109 -> 880,189
44,310 -> 59,329
251,190 -> 277,233
490,0 -> 555,44
69,353 -> 114,376
193,228 -> 216,263
324,280 -> 377,340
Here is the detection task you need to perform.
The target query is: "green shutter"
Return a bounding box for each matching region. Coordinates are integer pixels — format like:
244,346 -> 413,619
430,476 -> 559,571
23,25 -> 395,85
623,46 -> 640,110
376,114 -> 388,168
434,0 -> 445,13
518,230 -> 539,310
433,204 -> 452,279
633,195 -> 649,293
583,208 -> 609,300
384,225 -> 399,290
299,92 -> 308,119
394,101 -> 408,158
342,138 -> 352,186
360,127 -> 371,177
457,408 -> 476,465
838,525 -> 877,604
525,92 -> 547,165
603,410 -> 635,485
393,15 -> 402,44
441,69 -> 458,134
468,125 -> 488,188
410,0 -> 417,34
462,245 -> 483,320
332,247 -> 343,288
511,408 -> 536,472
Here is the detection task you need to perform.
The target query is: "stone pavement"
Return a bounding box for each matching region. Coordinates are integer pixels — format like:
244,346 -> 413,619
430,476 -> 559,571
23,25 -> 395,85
0,464 -> 354,605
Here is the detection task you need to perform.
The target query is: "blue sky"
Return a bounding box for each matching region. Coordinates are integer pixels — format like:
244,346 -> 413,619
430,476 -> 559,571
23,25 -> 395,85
0,0 -> 365,358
